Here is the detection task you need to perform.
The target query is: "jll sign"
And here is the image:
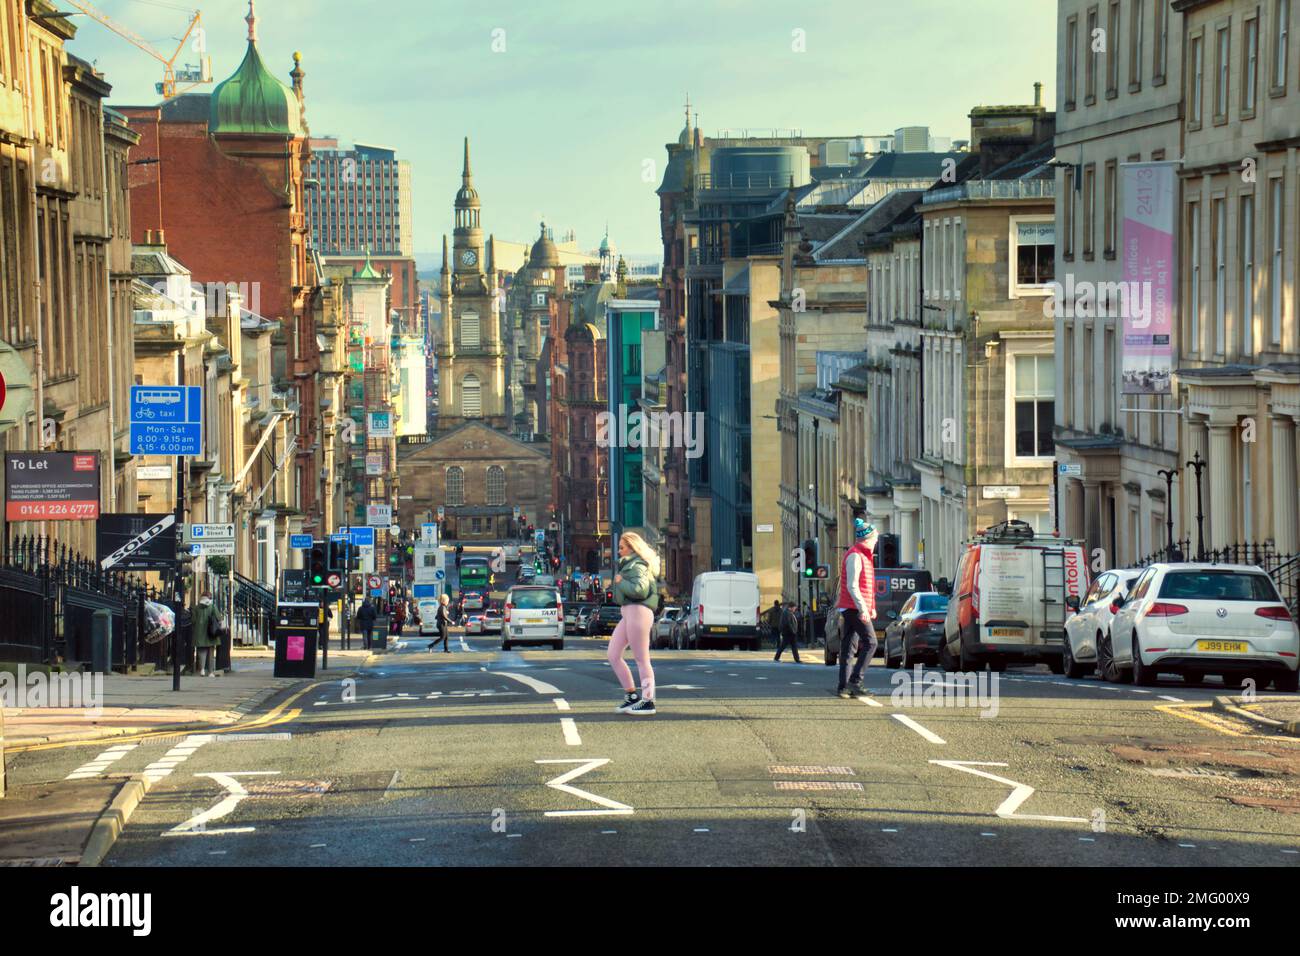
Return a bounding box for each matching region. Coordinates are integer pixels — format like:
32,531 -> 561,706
1120,162 -> 1176,394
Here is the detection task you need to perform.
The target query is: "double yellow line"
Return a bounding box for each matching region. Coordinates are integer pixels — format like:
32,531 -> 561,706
1153,701 -> 1251,737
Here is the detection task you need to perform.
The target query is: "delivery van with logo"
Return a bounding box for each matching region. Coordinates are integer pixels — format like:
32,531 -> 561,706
941,520 -> 1088,672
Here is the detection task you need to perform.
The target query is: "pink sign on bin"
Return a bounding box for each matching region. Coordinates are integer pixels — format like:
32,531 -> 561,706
286,635 -> 306,662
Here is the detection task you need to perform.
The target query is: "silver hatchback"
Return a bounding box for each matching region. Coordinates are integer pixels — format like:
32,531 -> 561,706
503,586 -> 564,650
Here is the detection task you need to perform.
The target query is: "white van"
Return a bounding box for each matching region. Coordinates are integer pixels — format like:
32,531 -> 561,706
941,521 -> 1088,672
687,571 -> 762,650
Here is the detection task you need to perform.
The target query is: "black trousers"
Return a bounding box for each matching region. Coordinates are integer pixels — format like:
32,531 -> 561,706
837,609 -> 878,690
362,625 -> 374,649
774,630 -> 801,661
428,626 -> 450,652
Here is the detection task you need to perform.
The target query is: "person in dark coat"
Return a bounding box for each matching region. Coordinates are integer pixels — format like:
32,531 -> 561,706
356,598 -> 377,649
773,599 -> 802,663
427,593 -> 452,653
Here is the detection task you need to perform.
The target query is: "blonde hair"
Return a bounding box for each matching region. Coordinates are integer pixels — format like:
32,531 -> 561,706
439,593 -> 449,604
620,531 -> 661,578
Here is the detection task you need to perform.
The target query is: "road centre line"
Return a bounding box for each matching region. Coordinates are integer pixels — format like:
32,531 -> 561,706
497,671 -> 562,695
553,698 -> 570,711
891,713 -> 946,744
560,718 -> 582,746
856,695 -> 884,708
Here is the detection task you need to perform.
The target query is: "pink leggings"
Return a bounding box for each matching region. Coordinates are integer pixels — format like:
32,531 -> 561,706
608,604 -> 655,700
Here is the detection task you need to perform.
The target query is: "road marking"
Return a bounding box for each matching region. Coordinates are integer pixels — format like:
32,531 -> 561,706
165,771 -> 280,836
601,830 -> 617,834
409,838 -> 426,843
658,684 -> 703,691
791,682 -> 804,685
694,828 -> 710,833
930,760 -> 1089,824
1155,702 -> 1247,737
1079,837 -> 1095,842
65,742 -> 140,780
384,770 -> 401,798
980,832 -> 997,837
498,671 -> 562,695
1158,695 -> 1184,702
892,714 -> 946,744
144,735 -> 213,783
1178,843 -> 1197,848
560,718 -> 582,746
536,758 -> 633,816
881,828 -> 899,833
553,698 -> 570,711
856,695 -> 884,708
310,843 -> 327,848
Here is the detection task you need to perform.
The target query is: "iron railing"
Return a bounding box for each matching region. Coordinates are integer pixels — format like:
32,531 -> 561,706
1129,537 -> 1300,611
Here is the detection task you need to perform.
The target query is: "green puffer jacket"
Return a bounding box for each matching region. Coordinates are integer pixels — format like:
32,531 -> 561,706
613,554 -> 658,609
192,599 -> 220,648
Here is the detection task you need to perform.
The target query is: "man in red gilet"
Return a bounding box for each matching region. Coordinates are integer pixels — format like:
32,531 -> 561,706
835,518 -> 879,698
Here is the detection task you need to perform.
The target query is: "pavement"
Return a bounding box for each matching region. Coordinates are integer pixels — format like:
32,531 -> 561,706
1214,694 -> 1300,737
0,640 -> 367,866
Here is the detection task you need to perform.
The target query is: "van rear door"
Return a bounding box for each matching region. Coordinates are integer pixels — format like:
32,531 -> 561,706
730,578 -> 760,627
977,546 -> 1037,646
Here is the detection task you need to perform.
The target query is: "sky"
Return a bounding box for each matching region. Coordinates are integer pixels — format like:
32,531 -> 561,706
71,0 -> 1057,264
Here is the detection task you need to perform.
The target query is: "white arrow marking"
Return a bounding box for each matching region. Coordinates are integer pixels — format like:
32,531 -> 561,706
892,713 -> 945,743
657,684 -> 703,691
498,671 -> 562,695
929,760 -> 1089,824
165,771 -> 280,837
536,758 -> 633,817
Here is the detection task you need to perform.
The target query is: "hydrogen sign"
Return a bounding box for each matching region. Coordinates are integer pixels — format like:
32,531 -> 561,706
129,385 -> 203,456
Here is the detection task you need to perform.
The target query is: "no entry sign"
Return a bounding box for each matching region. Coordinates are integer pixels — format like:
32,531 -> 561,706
4,451 -> 101,521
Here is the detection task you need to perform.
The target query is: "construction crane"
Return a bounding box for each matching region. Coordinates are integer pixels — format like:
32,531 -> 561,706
62,1 -> 212,99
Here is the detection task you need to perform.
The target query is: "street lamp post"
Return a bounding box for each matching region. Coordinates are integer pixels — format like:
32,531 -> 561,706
1186,451 -> 1207,561
1156,467 -> 1178,559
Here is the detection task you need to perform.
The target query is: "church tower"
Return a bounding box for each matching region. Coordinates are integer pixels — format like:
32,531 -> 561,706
436,137 -> 506,433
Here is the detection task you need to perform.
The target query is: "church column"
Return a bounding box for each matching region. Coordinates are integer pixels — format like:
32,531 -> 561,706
1207,419 -> 1235,551
1271,413 -> 1298,552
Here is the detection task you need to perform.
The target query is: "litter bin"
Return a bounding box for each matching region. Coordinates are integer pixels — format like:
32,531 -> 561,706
273,601 -> 319,678
371,615 -> 390,653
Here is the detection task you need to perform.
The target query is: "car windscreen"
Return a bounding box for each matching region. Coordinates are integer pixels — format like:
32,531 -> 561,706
916,595 -> 949,612
1158,571 -> 1279,602
512,589 -> 559,609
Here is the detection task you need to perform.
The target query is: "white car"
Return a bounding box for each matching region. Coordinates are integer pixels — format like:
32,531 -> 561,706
655,607 -> 681,647
1104,563 -> 1300,691
416,598 -> 440,636
464,613 -> 485,634
502,586 -> 564,650
1063,569 -> 1142,679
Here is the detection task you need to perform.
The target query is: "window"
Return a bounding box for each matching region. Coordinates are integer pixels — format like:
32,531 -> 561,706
532,291 -> 545,307
1213,197 -> 1227,355
1188,202 -> 1201,353
1189,33 -> 1205,127
1086,6 -> 1100,102
1067,15 -> 1079,106
1083,164 -> 1096,258
1215,24 -> 1231,123
446,466 -> 465,505
1012,218 -> 1055,289
1013,354 -> 1055,458
1106,1 -> 1121,96
1063,166 -> 1076,258
1241,194 -> 1255,356
1154,0 -> 1169,82
461,373 -> 482,418
1128,0 -> 1144,89
1244,14 -> 1260,114
1103,160 -> 1117,257
486,465 -> 505,505
1270,178 -> 1284,343
1272,0 -> 1290,92
459,311 -> 480,347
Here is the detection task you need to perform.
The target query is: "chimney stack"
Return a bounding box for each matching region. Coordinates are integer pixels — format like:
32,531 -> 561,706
156,229 -> 165,245
144,229 -> 152,243
1034,81 -> 1043,107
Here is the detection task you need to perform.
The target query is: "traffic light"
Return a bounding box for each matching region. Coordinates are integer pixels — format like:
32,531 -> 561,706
877,533 -> 900,568
309,541 -> 328,586
327,539 -> 347,572
801,538 -> 819,578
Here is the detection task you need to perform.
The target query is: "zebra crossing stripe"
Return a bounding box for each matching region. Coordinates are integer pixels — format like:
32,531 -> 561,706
65,742 -> 139,780
143,735 -> 213,782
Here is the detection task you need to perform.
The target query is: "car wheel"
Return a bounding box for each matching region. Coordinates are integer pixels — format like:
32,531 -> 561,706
1275,668 -> 1300,693
938,636 -> 958,672
1062,638 -> 1088,679
1047,656 -> 1065,675
958,639 -> 981,673
1131,632 -> 1156,686
1098,630 -> 1130,684
552,641 -> 563,651
900,639 -> 912,671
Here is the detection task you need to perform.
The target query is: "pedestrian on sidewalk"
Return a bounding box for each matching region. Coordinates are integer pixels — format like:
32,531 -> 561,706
835,518 -> 879,698
607,531 -> 660,716
317,601 -> 333,653
192,587 -> 220,678
428,593 -> 452,652
391,600 -> 406,636
773,599 -> 802,663
357,598 -> 377,649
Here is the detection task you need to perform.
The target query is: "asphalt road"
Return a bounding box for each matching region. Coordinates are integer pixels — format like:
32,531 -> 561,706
9,557 -> 1300,866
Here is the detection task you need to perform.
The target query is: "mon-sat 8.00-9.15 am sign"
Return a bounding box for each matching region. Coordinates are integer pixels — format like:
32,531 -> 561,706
4,452 -> 101,521
129,385 -> 202,456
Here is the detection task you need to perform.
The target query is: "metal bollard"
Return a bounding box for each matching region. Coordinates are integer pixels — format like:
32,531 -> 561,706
91,608 -> 112,674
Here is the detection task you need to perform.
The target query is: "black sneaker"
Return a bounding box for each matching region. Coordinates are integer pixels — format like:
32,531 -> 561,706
848,683 -> 865,697
625,698 -> 656,716
837,687 -> 854,699
616,692 -> 641,713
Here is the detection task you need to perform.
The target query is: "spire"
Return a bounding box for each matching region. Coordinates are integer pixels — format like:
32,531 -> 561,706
462,136 -> 472,183
441,235 -> 449,272
245,0 -> 257,42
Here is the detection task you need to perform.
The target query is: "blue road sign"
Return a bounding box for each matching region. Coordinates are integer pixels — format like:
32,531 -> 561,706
434,569 -> 445,580
412,584 -> 437,598
346,526 -> 375,547
370,588 -> 383,597
129,385 -> 203,456
534,529 -> 546,547
291,534 -> 313,549
329,532 -> 351,544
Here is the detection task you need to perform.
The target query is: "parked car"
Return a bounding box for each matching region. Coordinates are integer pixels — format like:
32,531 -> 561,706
825,567 -> 934,665
565,602 -> 593,634
574,606 -> 598,636
1103,563 -> 1300,691
593,604 -> 623,636
941,521 -> 1088,673
464,613 -> 485,634
502,585 -> 564,650
883,592 -> 950,668
687,571 -> 762,650
482,609 -> 503,633
655,606 -> 682,648
1064,569 -> 1143,679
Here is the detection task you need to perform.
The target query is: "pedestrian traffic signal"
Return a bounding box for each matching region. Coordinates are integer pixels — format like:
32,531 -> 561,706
801,539 -> 819,577
309,541 -> 328,586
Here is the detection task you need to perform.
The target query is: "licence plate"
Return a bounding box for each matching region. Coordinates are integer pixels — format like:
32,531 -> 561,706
989,627 -> 1023,637
1196,640 -> 1248,653
710,627 -> 728,633
524,618 -> 543,625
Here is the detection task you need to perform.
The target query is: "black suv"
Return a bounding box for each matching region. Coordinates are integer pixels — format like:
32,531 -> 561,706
594,604 -> 623,635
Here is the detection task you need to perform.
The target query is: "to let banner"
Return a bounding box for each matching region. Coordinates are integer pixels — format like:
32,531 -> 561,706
4,452 -> 101,521
1120,162 -> 1176,394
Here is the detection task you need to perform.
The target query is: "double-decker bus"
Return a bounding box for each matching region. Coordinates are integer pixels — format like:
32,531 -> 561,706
459,555 -> 491,591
